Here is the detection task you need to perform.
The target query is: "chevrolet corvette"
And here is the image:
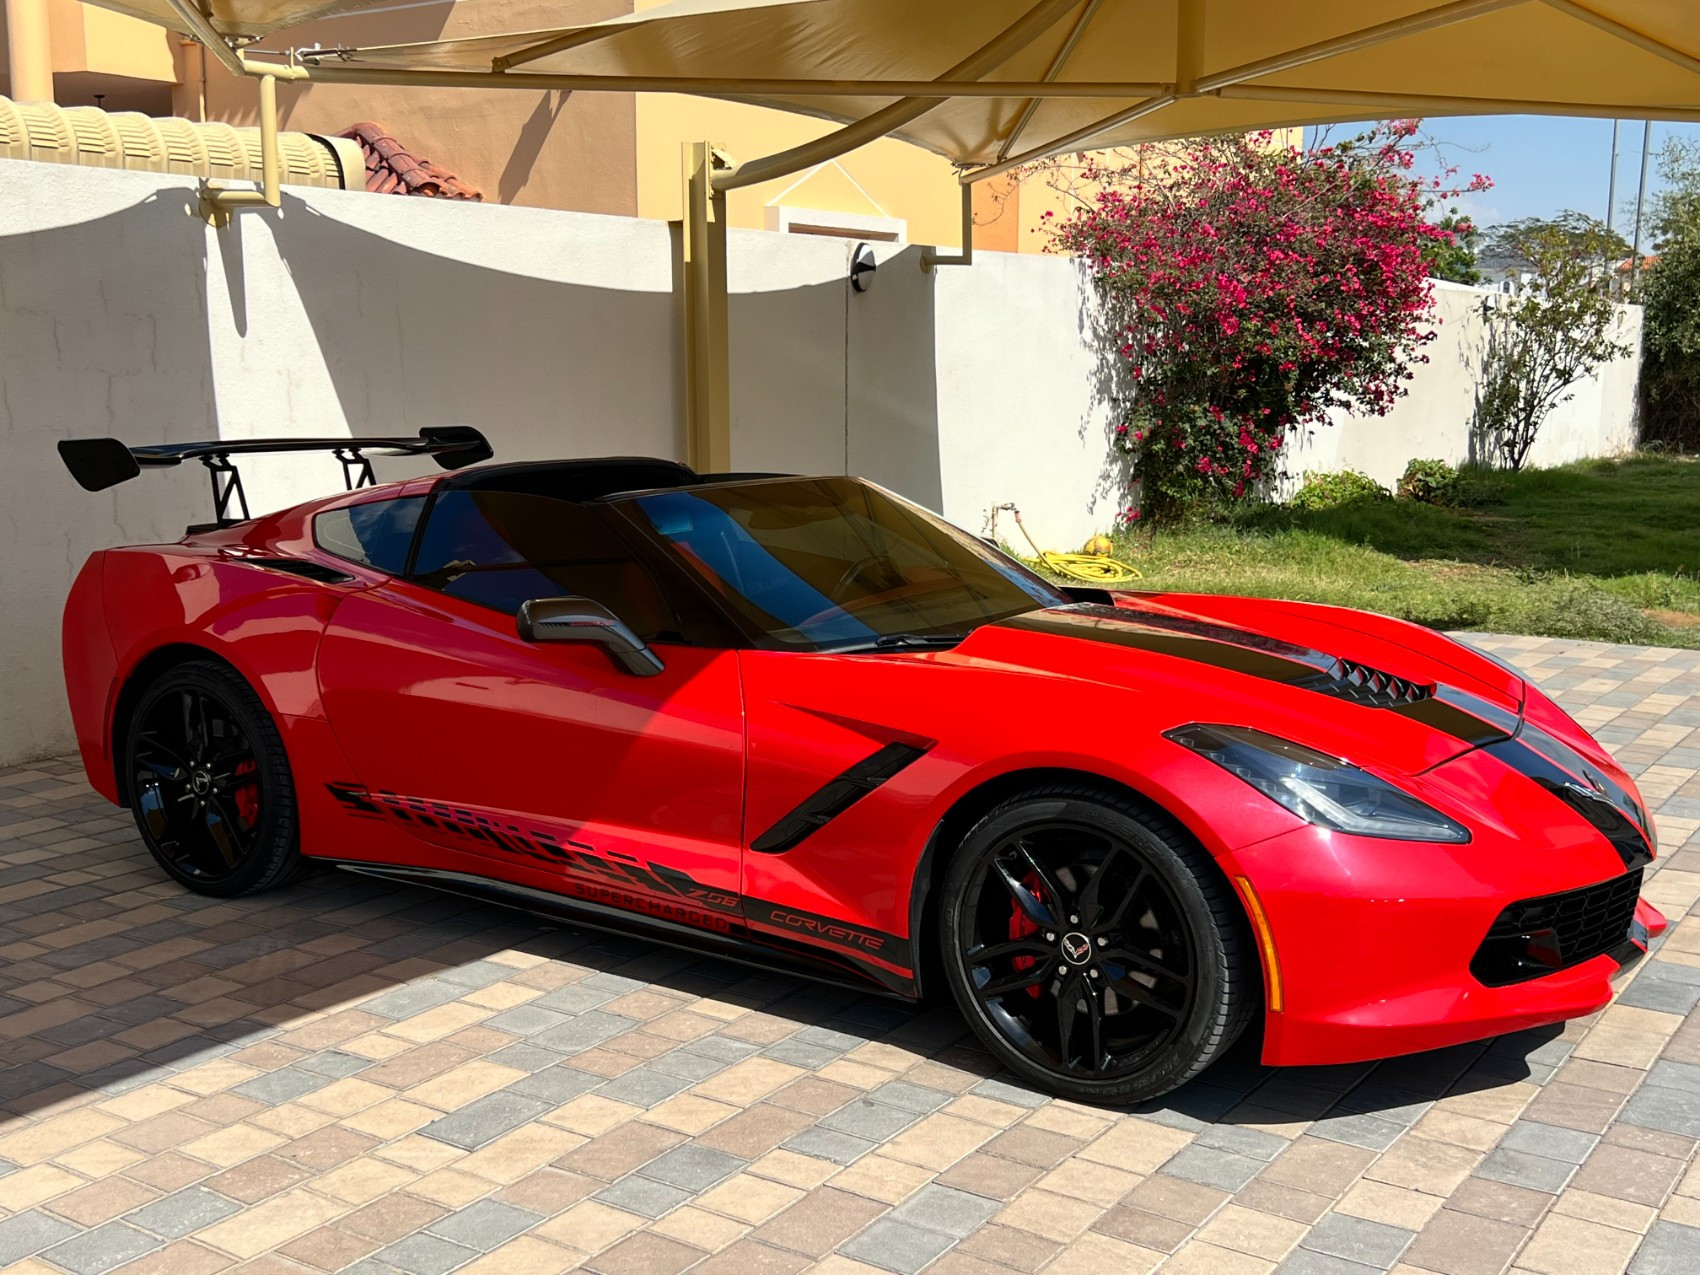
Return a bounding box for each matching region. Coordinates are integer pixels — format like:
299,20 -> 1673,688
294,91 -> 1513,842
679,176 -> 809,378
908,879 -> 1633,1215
56,429 -> 1666,1103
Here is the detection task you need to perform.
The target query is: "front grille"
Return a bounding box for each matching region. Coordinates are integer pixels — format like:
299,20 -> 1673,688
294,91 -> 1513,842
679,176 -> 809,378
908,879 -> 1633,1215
1298,658 -> 1433,708
1471,870 -> 1643,987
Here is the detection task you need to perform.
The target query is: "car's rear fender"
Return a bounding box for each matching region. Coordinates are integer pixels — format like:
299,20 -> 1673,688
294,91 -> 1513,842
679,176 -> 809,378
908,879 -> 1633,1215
94,547 -> 359,803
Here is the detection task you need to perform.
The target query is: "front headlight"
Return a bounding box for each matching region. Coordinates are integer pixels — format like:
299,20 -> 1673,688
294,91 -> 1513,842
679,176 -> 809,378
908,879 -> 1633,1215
1166,723 -> 1471,844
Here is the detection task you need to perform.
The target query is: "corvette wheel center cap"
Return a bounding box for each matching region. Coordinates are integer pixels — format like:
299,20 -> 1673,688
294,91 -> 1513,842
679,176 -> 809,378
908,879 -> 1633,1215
190,770 -> 211,796
1060,932 -> 1093,965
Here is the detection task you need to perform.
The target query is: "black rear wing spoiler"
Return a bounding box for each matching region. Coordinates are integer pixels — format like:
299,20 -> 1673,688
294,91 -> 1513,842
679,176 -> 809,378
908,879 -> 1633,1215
57,427 -> 492,527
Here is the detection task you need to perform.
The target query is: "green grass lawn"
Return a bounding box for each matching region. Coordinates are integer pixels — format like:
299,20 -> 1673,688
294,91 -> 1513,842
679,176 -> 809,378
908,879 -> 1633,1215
1100,455 -> 1700,648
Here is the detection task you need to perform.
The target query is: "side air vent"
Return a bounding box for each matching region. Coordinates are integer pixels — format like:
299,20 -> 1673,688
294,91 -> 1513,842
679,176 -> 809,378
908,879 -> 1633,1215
1299,658 -> 1433,708
245,558 -> 356,585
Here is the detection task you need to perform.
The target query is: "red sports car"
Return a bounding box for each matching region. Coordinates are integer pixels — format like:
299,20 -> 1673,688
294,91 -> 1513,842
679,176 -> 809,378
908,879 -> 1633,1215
57,430 -> 1665,1103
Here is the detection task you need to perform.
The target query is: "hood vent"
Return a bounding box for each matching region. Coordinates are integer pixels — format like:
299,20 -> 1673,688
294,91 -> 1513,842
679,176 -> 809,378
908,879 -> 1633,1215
1298,658 -> 1433,708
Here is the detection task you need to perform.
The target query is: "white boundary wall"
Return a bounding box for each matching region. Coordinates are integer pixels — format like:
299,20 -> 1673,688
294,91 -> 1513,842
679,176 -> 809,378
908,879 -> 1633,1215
0,161 -> 1643,764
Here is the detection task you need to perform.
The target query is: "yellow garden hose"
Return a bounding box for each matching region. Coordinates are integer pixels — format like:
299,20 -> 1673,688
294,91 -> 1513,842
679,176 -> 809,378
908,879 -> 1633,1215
990,503 -> 1143,586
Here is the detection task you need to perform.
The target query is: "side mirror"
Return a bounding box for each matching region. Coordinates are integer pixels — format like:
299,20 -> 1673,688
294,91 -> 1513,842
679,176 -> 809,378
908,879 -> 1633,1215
517,596 -> 665,677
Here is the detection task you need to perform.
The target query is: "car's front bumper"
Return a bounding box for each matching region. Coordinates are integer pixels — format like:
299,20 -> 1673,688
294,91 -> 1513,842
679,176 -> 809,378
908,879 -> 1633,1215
1224,742 -> 1665,1068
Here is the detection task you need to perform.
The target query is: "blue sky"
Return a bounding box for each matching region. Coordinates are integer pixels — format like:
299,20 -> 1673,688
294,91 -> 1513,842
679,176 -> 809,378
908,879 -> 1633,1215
1306,117 -> 1700,237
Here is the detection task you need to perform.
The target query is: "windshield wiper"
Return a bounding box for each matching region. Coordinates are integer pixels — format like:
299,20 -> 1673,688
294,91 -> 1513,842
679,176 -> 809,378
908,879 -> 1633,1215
828,632 -> 967,654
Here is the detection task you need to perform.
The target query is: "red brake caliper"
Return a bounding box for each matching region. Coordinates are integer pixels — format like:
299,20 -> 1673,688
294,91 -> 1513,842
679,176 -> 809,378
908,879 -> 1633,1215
232,759 -> 260,827
1009,872 -> 1046,999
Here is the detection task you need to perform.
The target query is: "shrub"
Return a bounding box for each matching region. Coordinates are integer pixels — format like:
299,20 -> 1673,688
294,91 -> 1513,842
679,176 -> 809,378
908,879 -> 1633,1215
1470,215 -> 1632,470
1046,121 -> 1488,521
1288,470 -> 1391,512
1640,139 -> 1700,452
1397,458 -> 1460,505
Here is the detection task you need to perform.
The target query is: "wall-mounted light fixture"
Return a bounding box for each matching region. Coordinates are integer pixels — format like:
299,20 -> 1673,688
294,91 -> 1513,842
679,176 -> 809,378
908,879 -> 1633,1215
850,242 -> 878,293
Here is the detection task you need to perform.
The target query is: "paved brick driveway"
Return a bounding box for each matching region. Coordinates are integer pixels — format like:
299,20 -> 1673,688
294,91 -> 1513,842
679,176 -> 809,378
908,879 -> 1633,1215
2,634 -> 1700,1275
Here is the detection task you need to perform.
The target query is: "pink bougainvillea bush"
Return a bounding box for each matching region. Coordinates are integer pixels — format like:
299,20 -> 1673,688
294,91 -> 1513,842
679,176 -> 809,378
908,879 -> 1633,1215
1045,122 -> 1489,522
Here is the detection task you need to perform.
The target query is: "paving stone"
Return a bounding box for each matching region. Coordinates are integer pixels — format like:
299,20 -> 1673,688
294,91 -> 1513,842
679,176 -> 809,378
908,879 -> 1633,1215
0,1212 -> 81,1266
229,1066 -> 335,1105
638,1144 -> 746,1191
889,1184 -> 1001,1237
481,1005 -> 572,1036
597,1066 -> 694,1107
1160,1145 -> 1267,1192
425,1200 -> 541,1251
593,1173 -> 694,1219
41,1221 -> 161,1275
1299,1212 -> 1417,1269
1276,1254 -> 1395,1275
371,1231 -> 480,1274
1630,1221 -> 1700,1275
1621,1084 -> 1700,1139
420,1092 -> 553,1150
124,1186 -> 242,1239
761,1038 -> 845,1068
819,1098 -> 922,1141
1475,1147 -> 1578,1194
781,1125 -> 878,1166
532,1010 -> 638,1053
1309,1112 -> 1410,1152
838,1218 -> 956,1274
1399,1208 -> 1528,1275
1498,1121 -> 1601,1164
504,1064 -> 602,1104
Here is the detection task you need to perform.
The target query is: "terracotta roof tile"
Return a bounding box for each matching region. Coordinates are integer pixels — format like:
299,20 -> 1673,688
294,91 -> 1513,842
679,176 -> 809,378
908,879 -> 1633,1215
336,122 -> 482,200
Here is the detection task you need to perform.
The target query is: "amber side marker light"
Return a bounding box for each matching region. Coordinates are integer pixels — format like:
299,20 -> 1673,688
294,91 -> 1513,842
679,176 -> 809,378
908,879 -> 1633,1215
1234,876 -> 1284,1013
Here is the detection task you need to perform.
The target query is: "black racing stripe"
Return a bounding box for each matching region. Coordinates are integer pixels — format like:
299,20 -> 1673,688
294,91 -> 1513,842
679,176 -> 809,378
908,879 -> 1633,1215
1484,738 -> 1654,870
1001,606 -> 1334,683
1394,686 -> 1519,747
1518,720 -> 1652,835
1003,605 -> 1436,710
749,741 -> 932,854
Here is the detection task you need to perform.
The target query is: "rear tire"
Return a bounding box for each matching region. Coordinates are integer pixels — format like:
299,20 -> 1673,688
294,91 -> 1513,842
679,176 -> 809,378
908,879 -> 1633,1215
938,784 -> 1252,1105
123,660 -> 303,897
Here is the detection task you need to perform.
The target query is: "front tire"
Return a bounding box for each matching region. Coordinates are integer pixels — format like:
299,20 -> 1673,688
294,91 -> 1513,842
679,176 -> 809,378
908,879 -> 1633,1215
938,784 -> 1252,1104
123,660 -> 303,897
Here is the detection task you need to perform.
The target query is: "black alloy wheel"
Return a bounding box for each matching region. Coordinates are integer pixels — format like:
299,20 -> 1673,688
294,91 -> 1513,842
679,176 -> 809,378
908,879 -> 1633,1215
939,785 -> 1253,1104
125,660 -> 303,897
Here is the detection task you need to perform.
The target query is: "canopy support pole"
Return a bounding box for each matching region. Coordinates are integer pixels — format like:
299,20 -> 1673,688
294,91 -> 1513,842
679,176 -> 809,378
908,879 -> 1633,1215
201,68 -> 282,223
682,141 -> 733,473
164,0 -> 244,76
921,184 -> 975,272
3,0 -> 53,103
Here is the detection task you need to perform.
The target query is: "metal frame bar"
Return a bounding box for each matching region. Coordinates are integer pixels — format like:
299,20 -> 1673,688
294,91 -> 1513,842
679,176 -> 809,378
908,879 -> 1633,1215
713,0 -> 1087,193
1193,0 -> 1526,93
966,93 -> 1177,184
201,69 -> 281,220
1537,0 -> 1700,78
1217,82 -> 1700,123
995,0 -> 1107,163
271,61 -> 1169,99
921,183 -> 976,271
164,0 -> 244,76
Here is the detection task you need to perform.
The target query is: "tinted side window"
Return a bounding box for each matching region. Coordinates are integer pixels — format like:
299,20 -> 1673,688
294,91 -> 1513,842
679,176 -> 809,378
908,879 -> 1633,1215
314,496 -> 425,574
412,490 -> 679,641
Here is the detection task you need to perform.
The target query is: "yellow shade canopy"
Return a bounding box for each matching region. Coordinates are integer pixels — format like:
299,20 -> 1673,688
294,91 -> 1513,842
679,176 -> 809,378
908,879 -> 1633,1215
241,0 -> 1700,183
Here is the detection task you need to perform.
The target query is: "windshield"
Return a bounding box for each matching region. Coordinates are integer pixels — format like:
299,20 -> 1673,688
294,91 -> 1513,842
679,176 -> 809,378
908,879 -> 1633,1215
613,478 -> 1066,650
